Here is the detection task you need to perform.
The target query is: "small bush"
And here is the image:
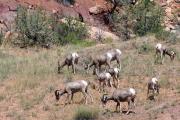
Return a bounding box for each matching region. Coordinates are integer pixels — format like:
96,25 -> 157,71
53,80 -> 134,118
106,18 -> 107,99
74,106 -> 99,120
132,0 -> 164,36
138,42 -> 153,54
155,29 -> 178,44
15,5 -> 57,47
159,79 -> 170,88
54,17 -> 88,45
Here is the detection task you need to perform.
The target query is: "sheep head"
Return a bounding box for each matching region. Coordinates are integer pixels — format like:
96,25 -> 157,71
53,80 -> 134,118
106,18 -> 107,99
54,90 -> 61,101
101,94 -> 108,105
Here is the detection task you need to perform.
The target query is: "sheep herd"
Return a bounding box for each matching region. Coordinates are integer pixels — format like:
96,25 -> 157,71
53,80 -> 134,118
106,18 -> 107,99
55,43 -> 176,114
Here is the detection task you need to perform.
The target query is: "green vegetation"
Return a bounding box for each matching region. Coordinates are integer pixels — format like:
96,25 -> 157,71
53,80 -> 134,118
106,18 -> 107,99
15,5 -> 87,47
74,106 -> 99,120
15,5 -> 56,47
155,29 -> 178,44
132,0 -> 164,36
138,41 -> 153,54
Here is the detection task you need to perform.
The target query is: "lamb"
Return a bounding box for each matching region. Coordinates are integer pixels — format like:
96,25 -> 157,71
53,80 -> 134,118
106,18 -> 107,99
85,49 -> 122,74
95,69 -> 113,92
155,43 -> 176,64
147,77 -> 160,98
107,67 -> 120,88
54,80 -> 93,105
101,88 -> 136,115
58,52 -> 79,74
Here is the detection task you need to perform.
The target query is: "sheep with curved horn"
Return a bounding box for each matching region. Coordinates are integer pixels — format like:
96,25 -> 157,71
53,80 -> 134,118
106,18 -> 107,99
147,77 -> 160,99
94,68 -> 113,92
85,49 -> 122,74
107,67 -> 120,88
101,88 -> 136,115
54,80 -> 93,105
58,52 -> 79,74
155,43 -> 176,64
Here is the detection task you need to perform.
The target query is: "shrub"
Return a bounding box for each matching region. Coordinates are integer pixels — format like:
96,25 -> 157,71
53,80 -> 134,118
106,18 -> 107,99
15,5 -> 57,47
74,106 -> 99,120
138,41 -> 153,54
155,29 -> 178,44
15,5 -> 88,47
54,17 -> 88,45
132,0 -> 164,36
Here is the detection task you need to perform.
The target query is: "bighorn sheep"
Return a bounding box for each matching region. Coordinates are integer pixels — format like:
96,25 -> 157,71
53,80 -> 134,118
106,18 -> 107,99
95,69 -> 112,92
58,52 -> 79,74
155,43 -> 176,64
101,88 -> 136,115
85,49 -> 122,74
54,80 -> 93,105
107,67 -> 120,88
147,77 -> 160,98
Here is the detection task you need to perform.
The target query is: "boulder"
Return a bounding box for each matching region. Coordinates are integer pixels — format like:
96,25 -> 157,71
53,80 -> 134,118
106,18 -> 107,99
89,5 -> 104,15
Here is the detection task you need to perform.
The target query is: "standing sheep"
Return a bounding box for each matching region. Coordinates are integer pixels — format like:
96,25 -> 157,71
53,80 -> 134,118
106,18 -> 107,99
147,77 -> 160,99
107,67 -> 120,88
101,88 -> 136,115
95,69 -> 113,92
155,43 -> 176,64
58,52 -> 79,74
54,80 -> 93,105
85,49 -> 122,74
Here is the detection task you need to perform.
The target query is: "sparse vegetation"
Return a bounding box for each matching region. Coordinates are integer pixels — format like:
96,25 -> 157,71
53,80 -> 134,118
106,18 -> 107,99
74,106 -> 99,120
138,41 -> 153,54
155,29 -> 178,44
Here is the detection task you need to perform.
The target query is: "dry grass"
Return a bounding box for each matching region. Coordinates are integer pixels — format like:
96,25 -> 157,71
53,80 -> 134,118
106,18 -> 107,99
0,36 -> 180,120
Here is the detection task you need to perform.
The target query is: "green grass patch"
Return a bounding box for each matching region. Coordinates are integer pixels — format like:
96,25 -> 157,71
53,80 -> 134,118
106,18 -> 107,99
74,106 -> 99,120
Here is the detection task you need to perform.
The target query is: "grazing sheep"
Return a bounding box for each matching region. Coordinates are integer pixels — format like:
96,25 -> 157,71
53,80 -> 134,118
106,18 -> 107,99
107,67 -> 120,88
147,77 -> 160,98
155,43 -> 176,64
54,80 -> 93,105
101,88 -> 136,115
85,49 -> 122,74
105,49 -> 122,69
84,55 -> 108,75
58,52 -> 79,74
95,69 -> 113,92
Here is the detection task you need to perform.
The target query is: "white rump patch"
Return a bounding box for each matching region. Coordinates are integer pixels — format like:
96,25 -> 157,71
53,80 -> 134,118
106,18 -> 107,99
156,43 -> 162,50
81,80 -> 88,86
152,77 -> 158,84
129,88 -> 136,95
115,49 -> 122,55
171,51 -> 175,55
106,53 -> 113,59
114,68 -> 119,73
105,73 -> 111,79
72,52 -> 79,58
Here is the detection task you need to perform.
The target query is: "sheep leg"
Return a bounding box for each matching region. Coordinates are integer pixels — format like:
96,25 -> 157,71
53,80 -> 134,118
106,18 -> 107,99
102,81 -> 106,92
82,92 -> 88,104
117,59 -> 121,71
106,60 -> 111,69
160,51 -> 163,64
86,89 -> 93,103
126,101 -> 130,115
116,102 -> 120,112
58,62 -> 66,74
72,61 -> 76,74
70,93 -> 74,104
64,94 -> 70,105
